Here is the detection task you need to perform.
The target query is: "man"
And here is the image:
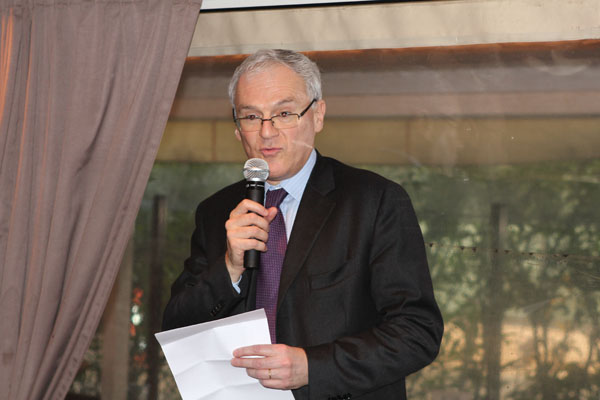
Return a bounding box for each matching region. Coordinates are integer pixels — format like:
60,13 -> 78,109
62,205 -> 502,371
162,49 -> 443,399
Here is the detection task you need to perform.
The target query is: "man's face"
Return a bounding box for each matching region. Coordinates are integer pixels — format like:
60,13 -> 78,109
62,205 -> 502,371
234,63 -> 326,185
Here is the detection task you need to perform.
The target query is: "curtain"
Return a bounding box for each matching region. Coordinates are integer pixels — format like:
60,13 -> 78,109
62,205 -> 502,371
0,0 -> 202,398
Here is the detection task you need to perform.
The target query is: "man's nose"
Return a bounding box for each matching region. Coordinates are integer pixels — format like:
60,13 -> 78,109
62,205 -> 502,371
259,118 -> 278,138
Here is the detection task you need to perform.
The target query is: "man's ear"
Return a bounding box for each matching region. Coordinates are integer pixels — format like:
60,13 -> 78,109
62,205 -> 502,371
234,128 -> 242,141
313,99 -> 326,133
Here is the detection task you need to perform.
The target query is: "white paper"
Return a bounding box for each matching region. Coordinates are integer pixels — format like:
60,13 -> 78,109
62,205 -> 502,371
155,309 -> 294,400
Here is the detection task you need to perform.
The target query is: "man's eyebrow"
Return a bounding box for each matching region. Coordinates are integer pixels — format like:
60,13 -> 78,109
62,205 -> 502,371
273,98 -> 297,108
237,104 -> 260,112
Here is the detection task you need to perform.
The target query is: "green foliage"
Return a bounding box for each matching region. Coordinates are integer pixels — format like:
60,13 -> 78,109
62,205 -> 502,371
373,160 -> 600,400
71,159 -> 600,399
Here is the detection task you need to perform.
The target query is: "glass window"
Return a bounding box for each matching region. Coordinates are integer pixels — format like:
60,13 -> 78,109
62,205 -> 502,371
68,42 -> 600,400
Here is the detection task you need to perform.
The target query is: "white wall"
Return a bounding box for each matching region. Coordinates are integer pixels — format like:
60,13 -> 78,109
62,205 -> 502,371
190,0 -> 600,56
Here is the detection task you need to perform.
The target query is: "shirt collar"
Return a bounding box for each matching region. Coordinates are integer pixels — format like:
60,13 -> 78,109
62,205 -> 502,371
266,149 -> 316,202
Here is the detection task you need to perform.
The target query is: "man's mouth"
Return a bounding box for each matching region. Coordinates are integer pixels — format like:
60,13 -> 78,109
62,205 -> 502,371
261,147 -> 281,157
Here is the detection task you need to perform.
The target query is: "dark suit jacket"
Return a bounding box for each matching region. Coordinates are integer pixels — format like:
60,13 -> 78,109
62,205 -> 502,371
162,153 -> 443,400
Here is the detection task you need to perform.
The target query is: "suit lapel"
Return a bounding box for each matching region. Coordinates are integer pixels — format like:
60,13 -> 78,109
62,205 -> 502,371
277,155 -> 336,311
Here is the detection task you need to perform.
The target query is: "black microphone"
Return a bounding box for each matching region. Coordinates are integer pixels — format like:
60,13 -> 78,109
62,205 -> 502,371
242,158 -> 269,269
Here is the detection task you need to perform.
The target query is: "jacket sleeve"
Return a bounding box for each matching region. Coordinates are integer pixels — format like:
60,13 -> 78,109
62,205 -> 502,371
161,200 -> 250,331
303,182 -> 444,399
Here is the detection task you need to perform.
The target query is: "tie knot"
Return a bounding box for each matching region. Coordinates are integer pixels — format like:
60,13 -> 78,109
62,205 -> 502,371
266,188 -> 288,208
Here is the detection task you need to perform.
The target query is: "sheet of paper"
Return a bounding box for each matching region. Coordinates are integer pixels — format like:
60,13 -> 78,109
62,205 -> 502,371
155,309 -> 295,400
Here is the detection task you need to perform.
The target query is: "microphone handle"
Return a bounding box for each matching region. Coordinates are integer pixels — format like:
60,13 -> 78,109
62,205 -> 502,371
244,181 -> 265,269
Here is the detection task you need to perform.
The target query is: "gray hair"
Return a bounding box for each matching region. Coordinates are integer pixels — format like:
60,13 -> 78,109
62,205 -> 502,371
228,49 -> 322,107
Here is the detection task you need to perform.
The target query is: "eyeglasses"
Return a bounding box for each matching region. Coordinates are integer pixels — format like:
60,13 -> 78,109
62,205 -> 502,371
233,99 -> 317,132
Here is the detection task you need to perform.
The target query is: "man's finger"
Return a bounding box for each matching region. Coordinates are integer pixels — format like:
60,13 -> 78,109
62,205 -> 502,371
230,238 -> 268,253
229,225 -> 270,244
229,199 -> 269,217
231,356 -> 275,370
227,212 -> 271,234
233,344 -> 276,358
264,207 -> 279,223
245,367 -> 274,380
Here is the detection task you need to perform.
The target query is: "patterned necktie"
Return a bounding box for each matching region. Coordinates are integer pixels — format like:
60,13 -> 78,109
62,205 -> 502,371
256,188 -> 288,344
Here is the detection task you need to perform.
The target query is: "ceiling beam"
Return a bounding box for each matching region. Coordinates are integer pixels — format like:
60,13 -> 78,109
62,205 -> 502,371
190,0 -> 600,56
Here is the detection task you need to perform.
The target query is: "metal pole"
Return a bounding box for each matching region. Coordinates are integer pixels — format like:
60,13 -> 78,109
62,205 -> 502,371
147,195 -> 167,400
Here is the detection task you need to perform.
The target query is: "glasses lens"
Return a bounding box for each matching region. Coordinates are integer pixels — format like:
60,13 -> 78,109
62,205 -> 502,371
237,113 -> 300,132
239,118 -> 261,132
272,114 -> 298,129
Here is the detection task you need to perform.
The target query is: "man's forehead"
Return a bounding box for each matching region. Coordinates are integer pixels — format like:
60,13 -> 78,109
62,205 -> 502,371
242,62 -> 304,85
237,97 -> 297,111
234,65 -> 309,108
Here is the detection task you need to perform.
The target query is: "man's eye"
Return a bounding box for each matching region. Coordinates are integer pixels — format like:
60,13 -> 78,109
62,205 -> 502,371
279,111 -> 291,117
245,115 -> 259,120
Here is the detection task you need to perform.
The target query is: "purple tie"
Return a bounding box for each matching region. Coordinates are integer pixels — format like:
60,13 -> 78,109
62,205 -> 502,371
256,188 -> 288,344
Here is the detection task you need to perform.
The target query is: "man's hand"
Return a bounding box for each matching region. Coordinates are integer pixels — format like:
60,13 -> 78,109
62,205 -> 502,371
225,199 -> 278,282
231,344 -> 308,390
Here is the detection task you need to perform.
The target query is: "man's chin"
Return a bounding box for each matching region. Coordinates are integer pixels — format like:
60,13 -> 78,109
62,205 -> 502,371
266,167 -> 286,185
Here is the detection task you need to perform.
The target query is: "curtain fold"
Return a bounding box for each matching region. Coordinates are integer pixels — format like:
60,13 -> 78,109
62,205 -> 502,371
0,0 -> 202,398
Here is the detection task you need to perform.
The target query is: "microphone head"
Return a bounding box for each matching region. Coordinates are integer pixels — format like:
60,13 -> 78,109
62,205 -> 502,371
243,158 -> 269,182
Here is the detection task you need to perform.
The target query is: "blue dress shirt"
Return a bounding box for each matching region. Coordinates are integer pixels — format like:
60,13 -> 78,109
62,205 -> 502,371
232,149 -> 317,291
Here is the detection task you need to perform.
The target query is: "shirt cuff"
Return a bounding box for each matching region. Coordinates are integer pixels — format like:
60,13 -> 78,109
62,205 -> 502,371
232,275 -> 242,294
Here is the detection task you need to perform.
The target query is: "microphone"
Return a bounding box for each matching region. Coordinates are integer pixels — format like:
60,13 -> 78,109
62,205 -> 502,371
242,158 -> 269,269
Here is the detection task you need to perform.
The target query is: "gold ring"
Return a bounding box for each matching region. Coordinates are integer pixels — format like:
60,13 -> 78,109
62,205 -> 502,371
268,369 -> 272,379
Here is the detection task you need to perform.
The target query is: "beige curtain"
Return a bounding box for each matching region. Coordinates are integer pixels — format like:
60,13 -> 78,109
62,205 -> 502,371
0,0 -> 202,398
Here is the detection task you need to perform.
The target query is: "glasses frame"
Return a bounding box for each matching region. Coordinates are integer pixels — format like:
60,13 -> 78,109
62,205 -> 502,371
233,98 -> 317,132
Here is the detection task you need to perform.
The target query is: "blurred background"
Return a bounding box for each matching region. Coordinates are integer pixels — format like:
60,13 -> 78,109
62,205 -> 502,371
68,1 -> 600,399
